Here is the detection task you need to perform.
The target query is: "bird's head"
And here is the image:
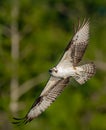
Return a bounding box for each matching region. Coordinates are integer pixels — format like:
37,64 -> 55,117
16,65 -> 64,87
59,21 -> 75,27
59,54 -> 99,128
49,67 -> 58,76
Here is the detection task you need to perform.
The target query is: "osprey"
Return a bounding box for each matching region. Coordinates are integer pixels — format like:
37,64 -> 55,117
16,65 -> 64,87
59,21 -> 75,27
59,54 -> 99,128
13,19 -> 96,125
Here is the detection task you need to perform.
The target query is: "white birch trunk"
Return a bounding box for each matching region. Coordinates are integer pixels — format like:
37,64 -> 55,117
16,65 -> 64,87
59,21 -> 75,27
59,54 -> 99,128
10,0 -> 20,113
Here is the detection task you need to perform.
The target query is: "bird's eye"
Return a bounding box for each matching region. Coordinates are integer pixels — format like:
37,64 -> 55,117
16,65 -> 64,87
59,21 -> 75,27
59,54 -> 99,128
55,70 -> 58,73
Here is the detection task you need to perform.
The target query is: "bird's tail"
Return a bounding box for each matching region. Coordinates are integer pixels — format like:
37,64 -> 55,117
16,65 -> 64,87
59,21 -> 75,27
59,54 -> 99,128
73,62 -> 96,84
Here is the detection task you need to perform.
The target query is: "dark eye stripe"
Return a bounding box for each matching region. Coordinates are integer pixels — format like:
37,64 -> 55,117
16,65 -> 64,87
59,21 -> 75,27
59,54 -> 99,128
55,70 -> 58,73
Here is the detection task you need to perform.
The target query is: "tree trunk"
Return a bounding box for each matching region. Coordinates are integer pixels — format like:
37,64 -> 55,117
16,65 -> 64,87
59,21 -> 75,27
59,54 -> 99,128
10,0 -> 20,113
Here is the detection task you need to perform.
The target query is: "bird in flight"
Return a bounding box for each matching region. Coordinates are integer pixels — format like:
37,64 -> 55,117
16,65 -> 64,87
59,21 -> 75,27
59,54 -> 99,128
13,19 -> 96,125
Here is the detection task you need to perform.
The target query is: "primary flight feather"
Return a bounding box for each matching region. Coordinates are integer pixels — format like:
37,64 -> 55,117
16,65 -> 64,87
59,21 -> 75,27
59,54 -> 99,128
13,19 -> 96,125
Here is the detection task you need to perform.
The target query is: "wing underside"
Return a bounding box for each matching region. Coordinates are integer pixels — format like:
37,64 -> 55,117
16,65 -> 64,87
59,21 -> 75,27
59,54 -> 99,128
58,19 -> 89,67
12,77 -> 69,125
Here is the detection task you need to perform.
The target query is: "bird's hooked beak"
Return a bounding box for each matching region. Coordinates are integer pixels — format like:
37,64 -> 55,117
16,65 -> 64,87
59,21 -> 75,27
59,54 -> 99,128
49,69 -> 52,73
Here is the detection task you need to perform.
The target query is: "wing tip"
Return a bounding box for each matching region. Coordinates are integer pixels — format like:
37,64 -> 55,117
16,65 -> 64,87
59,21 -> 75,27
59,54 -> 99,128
74,18 -> 90,33
12,116 -> 32,126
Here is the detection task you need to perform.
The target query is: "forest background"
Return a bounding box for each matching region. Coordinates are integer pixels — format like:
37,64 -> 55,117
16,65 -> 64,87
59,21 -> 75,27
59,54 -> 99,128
0,0 -> 106,130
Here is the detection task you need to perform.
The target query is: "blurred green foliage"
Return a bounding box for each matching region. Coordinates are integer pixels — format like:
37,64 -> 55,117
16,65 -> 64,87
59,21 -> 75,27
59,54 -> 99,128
0,0 -> 106,130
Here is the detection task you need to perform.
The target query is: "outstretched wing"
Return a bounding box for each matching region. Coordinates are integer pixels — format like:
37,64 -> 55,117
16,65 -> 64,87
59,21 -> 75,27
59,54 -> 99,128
12,77 -> 69,125
57,19 -> 89,67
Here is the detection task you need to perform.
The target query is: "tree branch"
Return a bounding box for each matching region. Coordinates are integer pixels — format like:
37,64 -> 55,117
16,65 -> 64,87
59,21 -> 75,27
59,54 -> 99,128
18,73 -> 48,98
95,61 -> 106,71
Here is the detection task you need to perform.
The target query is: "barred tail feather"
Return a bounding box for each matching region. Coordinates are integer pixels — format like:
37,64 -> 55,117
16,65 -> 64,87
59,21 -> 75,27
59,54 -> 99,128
74,62 -> 96,84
